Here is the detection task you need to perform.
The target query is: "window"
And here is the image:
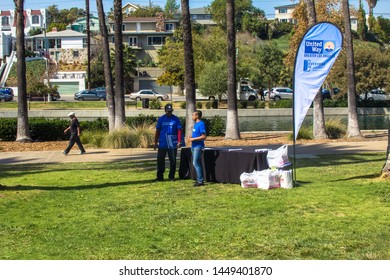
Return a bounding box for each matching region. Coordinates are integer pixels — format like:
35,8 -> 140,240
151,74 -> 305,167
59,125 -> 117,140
56,39 -> 61,48
165,23 -> 174,31
122,24 -> 126,31
48,39 -> 61,48
128,36 -> 138,46
279,8 -> 288,13
73,50 -> 79,57
351,19 -> 357,24
32,15 -> 40,24
1,16 -> 10,26
147,36 -> 166,46
83,38 -> 87,48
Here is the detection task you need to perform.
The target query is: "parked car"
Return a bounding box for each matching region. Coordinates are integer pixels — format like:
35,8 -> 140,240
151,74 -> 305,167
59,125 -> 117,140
322,88 -> 340,99
27,91 -> 61,101
93,87 -> 106,94
0,87 -> 14,96
129,89 -> 169,101
0,92 -> 13,102
74,90 -> 106,101
268,87 -> 293,101
359,89 -> 389,101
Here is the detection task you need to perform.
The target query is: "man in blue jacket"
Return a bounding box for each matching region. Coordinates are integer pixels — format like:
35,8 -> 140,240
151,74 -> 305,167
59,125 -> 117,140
154,104 -> 182,181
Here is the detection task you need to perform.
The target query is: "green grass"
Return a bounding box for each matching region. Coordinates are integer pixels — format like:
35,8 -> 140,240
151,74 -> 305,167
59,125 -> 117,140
0,153 -> 389,260
0,101 -> 108,109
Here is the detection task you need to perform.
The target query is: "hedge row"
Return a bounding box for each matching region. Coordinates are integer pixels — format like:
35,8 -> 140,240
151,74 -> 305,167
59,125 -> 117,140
0,114 -> 226,141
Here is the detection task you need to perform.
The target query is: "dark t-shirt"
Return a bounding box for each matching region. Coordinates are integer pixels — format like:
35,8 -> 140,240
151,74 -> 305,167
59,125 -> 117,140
70,118 -> 80,134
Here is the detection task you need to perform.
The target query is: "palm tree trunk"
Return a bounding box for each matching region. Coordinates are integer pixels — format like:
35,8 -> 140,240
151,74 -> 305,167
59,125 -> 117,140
181,0 -> 196,138
342,0 -> 361,138
304,0 -> 327,139
225,0 -> 240,140
14,0 -> 32,142
96,0 -> 115,131
113,0 -> 125,129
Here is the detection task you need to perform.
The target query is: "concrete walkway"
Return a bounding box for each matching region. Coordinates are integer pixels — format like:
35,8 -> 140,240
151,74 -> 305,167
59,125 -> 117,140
0,141 -> 387,165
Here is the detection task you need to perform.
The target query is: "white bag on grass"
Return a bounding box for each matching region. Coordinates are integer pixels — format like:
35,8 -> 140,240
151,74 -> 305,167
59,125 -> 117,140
280,170 -> 293,189
240,171 -> 258,188
256,169 -> 281,190
267,145 -> 289,168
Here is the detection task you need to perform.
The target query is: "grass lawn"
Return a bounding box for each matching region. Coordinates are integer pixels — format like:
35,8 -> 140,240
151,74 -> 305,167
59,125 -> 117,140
0,153 -> 389,260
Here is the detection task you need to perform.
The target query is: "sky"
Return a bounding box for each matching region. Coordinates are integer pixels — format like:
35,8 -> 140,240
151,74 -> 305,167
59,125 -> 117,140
0,0 -> 389,19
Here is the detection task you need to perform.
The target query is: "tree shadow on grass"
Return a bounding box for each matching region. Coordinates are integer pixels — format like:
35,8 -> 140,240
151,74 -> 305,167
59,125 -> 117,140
0,178 -> 160,192
331,173 -> 382,182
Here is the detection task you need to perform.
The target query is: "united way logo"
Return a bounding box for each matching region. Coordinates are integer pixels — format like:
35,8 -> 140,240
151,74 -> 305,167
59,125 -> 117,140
324,41 -> 335,53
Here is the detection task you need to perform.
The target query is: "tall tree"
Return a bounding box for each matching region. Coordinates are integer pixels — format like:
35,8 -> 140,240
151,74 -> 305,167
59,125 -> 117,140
14,0 -> 32,142
113,0 -> 126,129
357,0 -> 368,40
180,0 -> 196,138
342,0 -> 361,138
96,0 -> 115,131
225,0 -> 240,140
164,0 -> 180,18
305,0 -> 328,139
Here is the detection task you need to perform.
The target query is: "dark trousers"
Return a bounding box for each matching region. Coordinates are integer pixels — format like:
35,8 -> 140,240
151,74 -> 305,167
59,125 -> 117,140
157,148 -> 177,180
65,133 -> 85,153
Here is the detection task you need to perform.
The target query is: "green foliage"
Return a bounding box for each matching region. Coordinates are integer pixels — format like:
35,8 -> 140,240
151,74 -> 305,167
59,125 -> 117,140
239,101 -> 248,109
180,102 -> 186,109
196,102 -> 203,109
288,125 -> 313,141
0,119 -> 17,141
198,60 -> 227,101
149,100 -> 161,109
164,0 -> 180,18
325,118 -> 347,139
101,124 -> 155,149
253,100 -> 265,109
357,1 -> 368,41
208,115 -> 225,136
79,130 -> 106,147
7,60 -> 46,87
269,99 -> 292,108
130,5 -> 163,17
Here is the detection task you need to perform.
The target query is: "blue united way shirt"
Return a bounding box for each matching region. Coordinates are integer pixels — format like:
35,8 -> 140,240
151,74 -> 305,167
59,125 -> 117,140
191,121 -> 206,148
156,114 -> 182,149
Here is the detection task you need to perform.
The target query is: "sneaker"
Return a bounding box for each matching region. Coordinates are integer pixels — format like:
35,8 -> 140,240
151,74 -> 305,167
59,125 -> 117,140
62,151 -> 68,155
154,178 -> 164,182
80,151 -> 86,155
193,181 -> 204,187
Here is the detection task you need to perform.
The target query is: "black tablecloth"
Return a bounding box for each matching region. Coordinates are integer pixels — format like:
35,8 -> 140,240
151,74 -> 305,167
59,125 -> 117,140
179,147 -> 269,184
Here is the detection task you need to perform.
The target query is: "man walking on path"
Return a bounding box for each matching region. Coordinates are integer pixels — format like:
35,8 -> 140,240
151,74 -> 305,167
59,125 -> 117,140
63,112 -> 86,155
187,110 -> 207,187
154,104 -> 182,181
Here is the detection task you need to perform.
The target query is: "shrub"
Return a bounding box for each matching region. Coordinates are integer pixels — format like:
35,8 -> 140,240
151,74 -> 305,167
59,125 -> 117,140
196,102 -> 203,109
149,100 -> 161,109
206,102 -> 211,109
80,130 -> 106,147
180,102 -> 186,109
325,118 -> 347,139
254,100 -> 265,109
208,115 -> 225,136
0,118 -> 17,141
102,124 -> 155,149
288,125 -> 313,140
29,118 -> 69,141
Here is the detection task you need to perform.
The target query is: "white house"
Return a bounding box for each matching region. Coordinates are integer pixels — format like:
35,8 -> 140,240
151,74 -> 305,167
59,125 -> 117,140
274,4 -> 298,23
0,9 -> 47,37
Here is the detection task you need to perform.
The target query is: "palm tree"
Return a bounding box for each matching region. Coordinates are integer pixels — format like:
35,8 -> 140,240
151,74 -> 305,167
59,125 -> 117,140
14,0 -> 32,142
366,0 -> 378,30
225,0 -> 240,140
342,0 -> 361,138
113,0 -> 125,129
96,0 -> 115,131
304,0 -> 327,139
180,0 -> 196,138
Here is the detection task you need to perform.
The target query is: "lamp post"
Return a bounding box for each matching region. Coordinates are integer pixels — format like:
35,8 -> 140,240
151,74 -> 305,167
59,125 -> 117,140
86,0 -> 91,90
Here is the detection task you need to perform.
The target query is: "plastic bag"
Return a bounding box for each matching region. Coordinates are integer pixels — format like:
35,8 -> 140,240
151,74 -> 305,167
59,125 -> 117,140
240,171 -> 258,188
280,170 -> 293,189
266,145 -> 289,168
256,169 -> 281,190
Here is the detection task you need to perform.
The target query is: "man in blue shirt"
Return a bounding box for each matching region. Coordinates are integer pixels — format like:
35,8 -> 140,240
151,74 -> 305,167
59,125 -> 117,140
187,110 -> 207,187
154,103 -> 182,181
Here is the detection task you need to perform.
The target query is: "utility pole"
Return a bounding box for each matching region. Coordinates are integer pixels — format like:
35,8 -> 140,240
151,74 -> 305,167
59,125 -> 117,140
86,0 -> 91,90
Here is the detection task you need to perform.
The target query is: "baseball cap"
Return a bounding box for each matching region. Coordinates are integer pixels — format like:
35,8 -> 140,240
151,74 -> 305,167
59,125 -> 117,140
68,112 -> 75,116
164,104 -> 173,112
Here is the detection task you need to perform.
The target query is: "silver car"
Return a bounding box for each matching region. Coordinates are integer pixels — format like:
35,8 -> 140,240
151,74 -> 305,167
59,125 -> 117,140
359,89 -> 389,101
129,89 -> 169,101
270,87 -> 293,101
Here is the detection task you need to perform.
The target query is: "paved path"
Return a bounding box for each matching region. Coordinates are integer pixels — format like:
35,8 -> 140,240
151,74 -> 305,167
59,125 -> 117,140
0,141 -> 387,165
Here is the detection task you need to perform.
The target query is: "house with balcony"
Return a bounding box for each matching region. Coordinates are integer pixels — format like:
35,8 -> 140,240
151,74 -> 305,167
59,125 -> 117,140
0,9 -> 47,37
107,13 -> 178,93
274,4 -> 298,24
66,16 -> 100,34
122,3 -> 140,15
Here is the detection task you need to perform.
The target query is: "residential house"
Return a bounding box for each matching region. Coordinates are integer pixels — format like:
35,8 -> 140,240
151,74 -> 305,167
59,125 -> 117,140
0,9 -> 47,37
189,7 -> 216,26
66,16 -> 100,34
108,13 -> 178,93
122,3 -> 140,15
274,4 -> 298,24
